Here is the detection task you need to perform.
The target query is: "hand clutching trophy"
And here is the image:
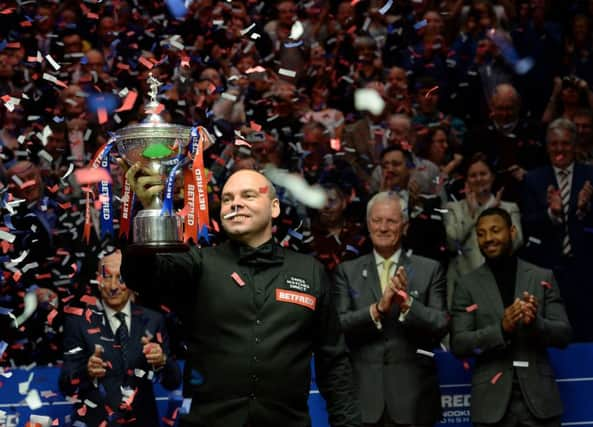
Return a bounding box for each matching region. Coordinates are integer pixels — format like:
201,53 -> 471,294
114,74 -> 212,252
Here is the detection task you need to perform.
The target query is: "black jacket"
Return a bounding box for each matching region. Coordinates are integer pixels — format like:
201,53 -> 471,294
122,239 -> 361,427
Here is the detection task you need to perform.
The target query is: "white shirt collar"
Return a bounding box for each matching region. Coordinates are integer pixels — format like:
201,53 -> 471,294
553,162 -> 574,176
103,298 -> 132,332
373,248 -> 402,267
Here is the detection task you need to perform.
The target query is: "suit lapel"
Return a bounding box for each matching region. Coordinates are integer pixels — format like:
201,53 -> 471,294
364,255 -> 382,302
478,265 -> 504,317
514,259 -> 532,299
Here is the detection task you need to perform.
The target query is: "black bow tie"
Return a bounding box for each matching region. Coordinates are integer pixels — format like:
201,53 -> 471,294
238,241 -> 282,266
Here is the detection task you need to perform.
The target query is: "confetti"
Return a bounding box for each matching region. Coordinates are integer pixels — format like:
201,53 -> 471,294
231,272 -> 245,287
74,168 -> 113,185
354,88 -> 385,116
512,361 -> 529,368
263,165 -> 327,209
490,372 -> 503,384
116,90 -> 138,112
465,304 -> 478,313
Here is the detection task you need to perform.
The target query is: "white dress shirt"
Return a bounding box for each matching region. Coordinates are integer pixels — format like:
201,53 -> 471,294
103,299 -> 132,335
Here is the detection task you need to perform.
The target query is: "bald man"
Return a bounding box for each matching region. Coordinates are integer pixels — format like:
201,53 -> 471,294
122,168 -> 361,427
464,83 -> 547,202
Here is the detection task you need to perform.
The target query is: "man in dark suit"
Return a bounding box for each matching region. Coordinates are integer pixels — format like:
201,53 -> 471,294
121,168 -> 361,427
521,118 -> 593,341
333,191 -> 449,427
59,250 -> 181,426
451,207 -> 572,427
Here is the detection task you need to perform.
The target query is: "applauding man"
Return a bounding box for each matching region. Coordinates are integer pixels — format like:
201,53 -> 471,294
451,207 -> 572,427
59,250 -> 181,427
333,191 -> 448,426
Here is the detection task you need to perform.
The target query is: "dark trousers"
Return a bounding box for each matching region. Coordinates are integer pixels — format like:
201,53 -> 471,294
474,385 -> 561,427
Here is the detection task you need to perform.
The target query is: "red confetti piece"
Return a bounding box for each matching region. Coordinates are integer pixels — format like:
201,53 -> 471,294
12,270 -> 22,282
70,378 -> 80,385
47,309 -> 58,325
80,295 -> 97,305
250,121 -> 262,131
116,90 -> 138,112
74,168 -> 113,185
160,304 -> 171,313
491,372 -> 503,384
19,179 -> 37,189
541,281 -> 552,289
86,12 -> 99,19
64,306 -> 84,316
85,308 -> 92,323
462,360 -> 470,371
156,332 -> 163,343
97,107 -> 108,124
87,328 -> 100,334
330,138 -> 341,151
162,417 -> 175,426
231,272 -> 245,287
138,56 -> 154,69
259,186 -> 269,194
465,304 -> 478,313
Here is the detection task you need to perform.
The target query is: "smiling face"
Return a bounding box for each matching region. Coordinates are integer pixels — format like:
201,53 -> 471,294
547,127 -> 575,169
466,160 -> 494,197
367,198 -> 407,258
220,170 -> 280,247
476,214 -> 516,260
98,251 -> 130,312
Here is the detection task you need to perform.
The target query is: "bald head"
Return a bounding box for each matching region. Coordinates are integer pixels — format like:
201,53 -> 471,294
220,170 -> 280,247
490,84 -> 520,127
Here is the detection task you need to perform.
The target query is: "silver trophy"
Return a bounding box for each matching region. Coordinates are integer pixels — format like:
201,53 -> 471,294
115,74 -> 192,252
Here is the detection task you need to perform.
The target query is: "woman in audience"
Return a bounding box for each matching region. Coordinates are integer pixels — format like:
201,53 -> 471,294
444,152 -> 523,306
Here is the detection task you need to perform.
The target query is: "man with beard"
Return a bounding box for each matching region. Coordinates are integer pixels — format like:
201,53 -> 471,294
451,207 -> 571,427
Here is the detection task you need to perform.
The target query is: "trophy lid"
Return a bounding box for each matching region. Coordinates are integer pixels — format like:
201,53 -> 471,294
115,73 -> 192,164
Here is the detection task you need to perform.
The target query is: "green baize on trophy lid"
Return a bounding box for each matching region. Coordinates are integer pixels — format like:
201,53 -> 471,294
142,142 -> 174,159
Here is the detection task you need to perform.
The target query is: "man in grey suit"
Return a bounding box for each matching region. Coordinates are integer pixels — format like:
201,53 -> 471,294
333,191 -> 449,427
451,207 -> 572,427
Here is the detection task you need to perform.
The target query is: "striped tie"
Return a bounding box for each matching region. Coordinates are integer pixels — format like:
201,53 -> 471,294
558,169 -> 572,256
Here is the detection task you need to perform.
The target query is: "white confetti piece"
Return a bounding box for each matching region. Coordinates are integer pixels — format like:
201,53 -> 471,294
416,349 -> 435,357
354,88 -> 385,116
278,68 -> 296,78
25,389 -> 43,410
289,20 -> 304,40
513,361 -> 529,368
44,54 -> 60,70
263,165 -> 327,209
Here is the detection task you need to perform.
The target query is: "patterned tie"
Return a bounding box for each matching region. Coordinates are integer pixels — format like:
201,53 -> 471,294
558,169 -> 572,256
380,259 -> 394,292
114,312 -> 129,370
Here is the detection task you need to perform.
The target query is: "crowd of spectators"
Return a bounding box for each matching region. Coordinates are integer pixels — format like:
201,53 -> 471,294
0,0 -> 592,371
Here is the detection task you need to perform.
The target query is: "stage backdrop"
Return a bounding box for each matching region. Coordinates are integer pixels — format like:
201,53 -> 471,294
1,344 -> 592,427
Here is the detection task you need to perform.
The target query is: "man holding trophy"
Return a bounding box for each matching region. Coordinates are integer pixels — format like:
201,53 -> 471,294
116,77 -> 361,427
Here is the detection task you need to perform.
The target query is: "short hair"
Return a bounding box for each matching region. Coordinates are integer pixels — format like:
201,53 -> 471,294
547,118 -> 576,144
477,207 -> 512,228
366,191 -> 408,223
380,145 -> 414,166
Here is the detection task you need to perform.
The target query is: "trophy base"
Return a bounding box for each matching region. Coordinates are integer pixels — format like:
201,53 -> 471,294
126,241 -> 190,256
133,209 -> 185,250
